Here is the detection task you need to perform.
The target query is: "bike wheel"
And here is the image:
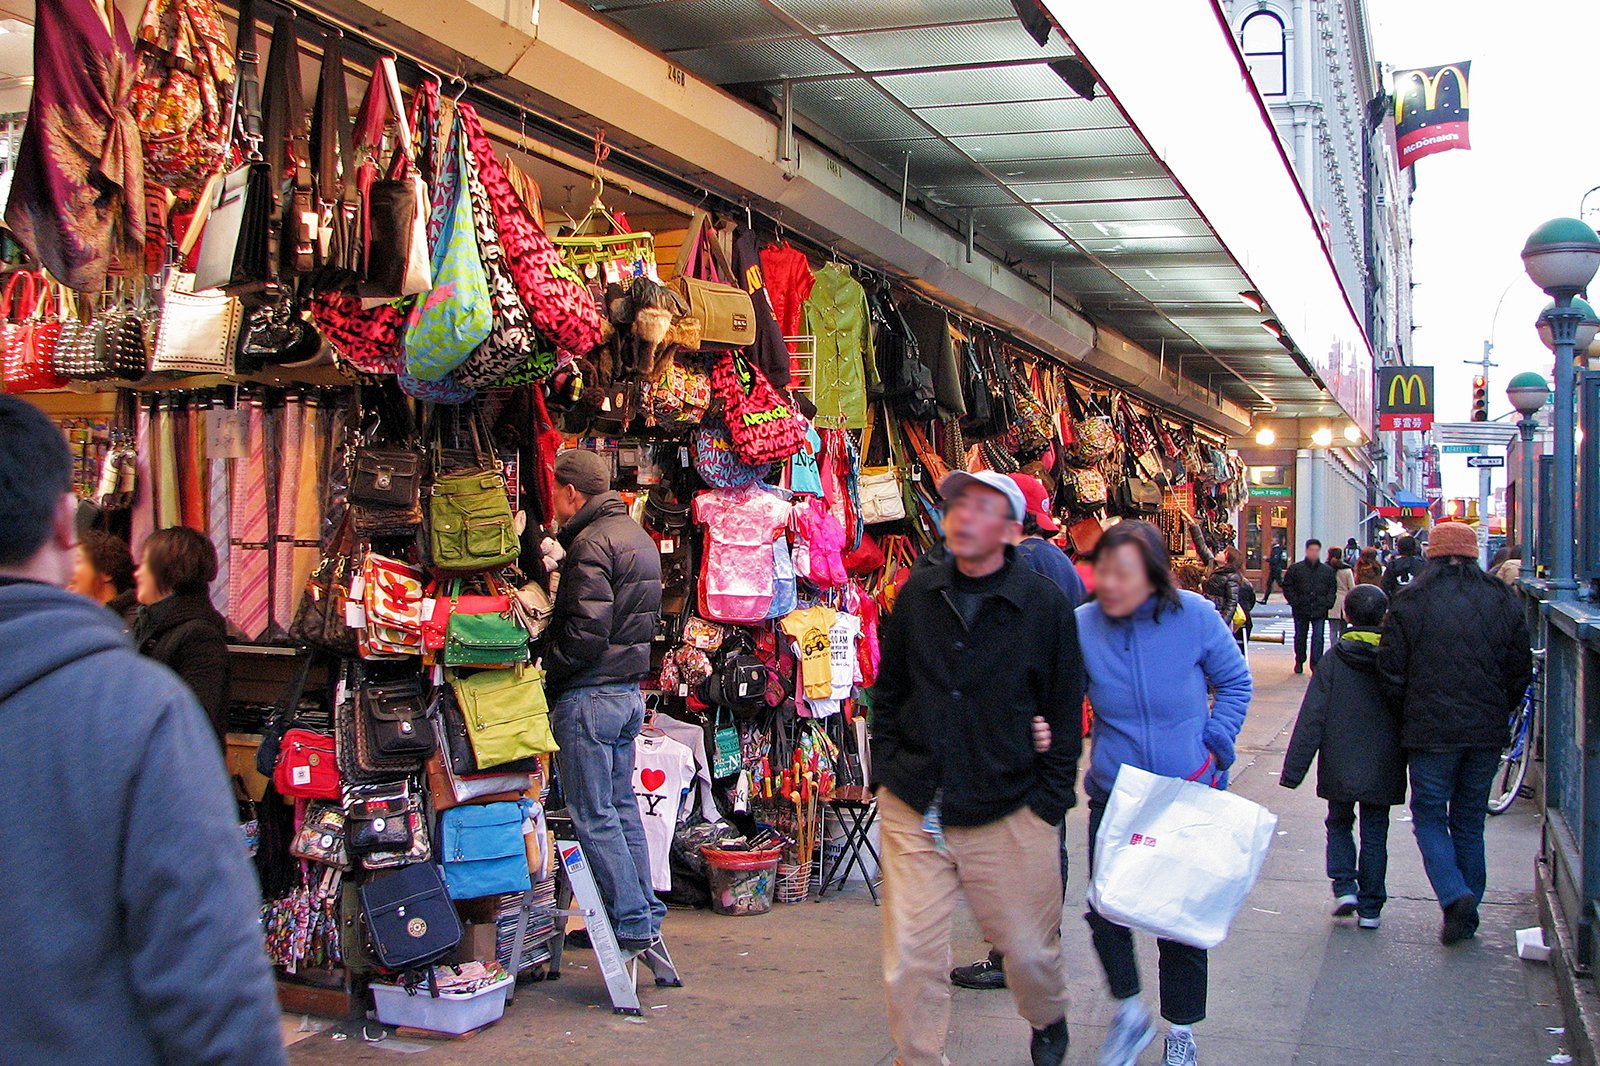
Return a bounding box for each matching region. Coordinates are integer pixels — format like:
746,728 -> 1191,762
1489,720 -> 1532,815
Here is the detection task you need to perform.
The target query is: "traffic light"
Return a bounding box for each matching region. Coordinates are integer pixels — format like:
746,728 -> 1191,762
1471,375 -> 1488,421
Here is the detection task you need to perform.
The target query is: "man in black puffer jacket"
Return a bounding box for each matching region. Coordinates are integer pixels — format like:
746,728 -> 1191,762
544,449 -> 664,953
1378,520 -> 1532,946
1282,539 -> 1337,673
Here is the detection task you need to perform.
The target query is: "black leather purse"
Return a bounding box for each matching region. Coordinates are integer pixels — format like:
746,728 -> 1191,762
361,679 -> 435,761
359,862 -> 462,971
349,446 -> 423,510
346,780 -> 415,854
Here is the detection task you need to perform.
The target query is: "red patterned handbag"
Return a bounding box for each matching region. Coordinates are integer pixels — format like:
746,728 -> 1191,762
1,272 -> 66,394
457,106 -> 601,359
709,351 -> 805,465
128,0 -> 237,189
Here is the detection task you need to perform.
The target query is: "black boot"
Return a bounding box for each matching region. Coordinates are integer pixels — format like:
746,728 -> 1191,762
1441,897 -> 1479,945
950,950 -> 1006,990
1030,1017 -> 1069,1066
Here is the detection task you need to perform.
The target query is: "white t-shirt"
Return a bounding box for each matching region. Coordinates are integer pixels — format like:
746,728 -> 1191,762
632,733 -> 696,891
828,613 -> 862,699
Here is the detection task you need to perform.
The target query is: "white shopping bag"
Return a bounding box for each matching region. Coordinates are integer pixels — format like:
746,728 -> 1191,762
1087,764 -> 1278,949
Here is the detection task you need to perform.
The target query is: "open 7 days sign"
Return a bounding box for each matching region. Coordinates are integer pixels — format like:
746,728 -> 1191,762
1377,366 -> 1434,432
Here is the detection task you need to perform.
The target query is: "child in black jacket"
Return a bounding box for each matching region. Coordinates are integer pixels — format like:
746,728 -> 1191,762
1281,585 -> 1406,927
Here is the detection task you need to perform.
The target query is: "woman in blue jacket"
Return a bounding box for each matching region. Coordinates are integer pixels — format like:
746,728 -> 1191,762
1075,521 -> 1253,1066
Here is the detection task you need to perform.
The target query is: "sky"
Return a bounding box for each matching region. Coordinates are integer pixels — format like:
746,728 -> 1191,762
1366,0 -> 1600,500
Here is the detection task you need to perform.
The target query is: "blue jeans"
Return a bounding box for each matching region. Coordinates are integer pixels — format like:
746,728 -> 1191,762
551,683 -> 665,942
1407,748 -> 1501,910
1325,801 -> 1390,918
1293,615 -> 1326,666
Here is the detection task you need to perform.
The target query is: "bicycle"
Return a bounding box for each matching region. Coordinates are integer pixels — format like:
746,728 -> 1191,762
1489,648 -> 1544,815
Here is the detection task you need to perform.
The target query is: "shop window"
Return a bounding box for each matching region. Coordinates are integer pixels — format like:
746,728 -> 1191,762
1240,11 -> 1287,97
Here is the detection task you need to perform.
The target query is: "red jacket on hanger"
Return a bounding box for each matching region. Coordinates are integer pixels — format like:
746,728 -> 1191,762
759,241 -> 814,341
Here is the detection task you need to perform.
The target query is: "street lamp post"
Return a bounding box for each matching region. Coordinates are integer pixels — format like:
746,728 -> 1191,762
1507,372 -> 1551,574
1522,219 -> 1600,600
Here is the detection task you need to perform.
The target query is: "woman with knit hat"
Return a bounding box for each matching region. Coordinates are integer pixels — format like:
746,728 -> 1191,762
1377,520 -> 1533,945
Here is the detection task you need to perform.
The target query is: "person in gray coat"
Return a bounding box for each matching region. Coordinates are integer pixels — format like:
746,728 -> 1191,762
1280,585 -> 1405,928
0,396 -> 285,1066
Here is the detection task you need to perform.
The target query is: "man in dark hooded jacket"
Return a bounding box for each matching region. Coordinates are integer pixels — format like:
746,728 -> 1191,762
1281,585 -> 1405,928
0,396 -> 284,1066
544,448 -> 665,953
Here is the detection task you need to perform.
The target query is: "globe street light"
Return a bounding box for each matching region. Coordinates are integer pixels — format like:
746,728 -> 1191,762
1535,296 -> 1600,353
1522,217 -> 1600,599
1506,371 -> 1550,576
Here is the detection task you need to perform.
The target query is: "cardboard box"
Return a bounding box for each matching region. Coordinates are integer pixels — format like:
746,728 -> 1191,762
448,922 -> 500,966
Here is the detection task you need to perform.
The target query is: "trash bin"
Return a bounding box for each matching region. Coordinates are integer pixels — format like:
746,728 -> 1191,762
701,847 -> 782,916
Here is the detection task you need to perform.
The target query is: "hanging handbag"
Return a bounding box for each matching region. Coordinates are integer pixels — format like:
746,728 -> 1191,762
708,350 -> 805,464
1068,516 -> 1105,557
691,416 -> 771,489
258,14 -> 316,281
0,271 -> 66,394
443,591 -> 530,667
360,678 -> 436,762
438,800 -> 534,901
435,684 -> 544,777
128,0 -> 237,190
857,405 -> 907,525
358,58 -> 432,300
711,709 -> 742,779
422,579 -> 511,652
308,30 -> 359,287
350,445 -> 423,511
273,728 -> 341,800
289,801 -> 351,870
237,294 -> 321,369
191,0 -> 275,297
453,102 -> 540,389
359,861 -> 463,970
449,664 -> 558,768
310,287 -> 406,374
150,272 -> 243,374
345,779 -> 416,855
403,106 -> 492,382
842,530 -> 887,576
93,291 -> 151,380
1063,465 -> 1109,512
1064,378 -> 1115,466
643,356 -> 713,431
428,410 -> 520,573
291,513 -> 360,657
671,210 -> 756,347
456,105 -> 601,358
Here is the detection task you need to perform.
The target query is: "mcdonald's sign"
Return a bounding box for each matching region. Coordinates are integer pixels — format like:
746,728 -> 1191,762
1393,62 -> 1471,168
1377,366 -> 1434,431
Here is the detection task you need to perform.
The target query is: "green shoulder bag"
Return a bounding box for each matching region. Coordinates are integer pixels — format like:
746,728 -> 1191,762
448,664 -> 556,768
443,585 -> 530,667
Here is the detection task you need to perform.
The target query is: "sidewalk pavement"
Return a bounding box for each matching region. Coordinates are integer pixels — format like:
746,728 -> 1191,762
289,641 -> 1567,1065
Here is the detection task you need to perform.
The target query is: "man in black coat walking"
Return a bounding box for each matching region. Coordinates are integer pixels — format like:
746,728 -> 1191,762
545,448 -> 665,953
1282,538 -> 1337,673
1282,585 -> 1404,928
1378,521 -> 1533,945
1382,535 -> 1427,598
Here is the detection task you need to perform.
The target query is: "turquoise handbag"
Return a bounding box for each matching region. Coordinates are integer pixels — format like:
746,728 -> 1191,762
404,113 -> 492,382
439,799 -> 533,900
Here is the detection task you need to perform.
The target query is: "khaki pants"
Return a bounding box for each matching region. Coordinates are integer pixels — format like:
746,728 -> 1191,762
879,789 -> 1069,1066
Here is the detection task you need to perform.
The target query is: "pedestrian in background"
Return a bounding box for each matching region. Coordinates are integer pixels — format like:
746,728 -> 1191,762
1262,537 -> 1288,602
1281,585 -> 1403,930
1282,538 -> 1336,673
1325,546 -> 1355,642
1355,546 -> 1385,587
67,528 -> 137,627
1345,537 -> 1360,559
872,470 -> 1083,1066
0,396 -> 286,1066
1377,521 -> 1532,945
132,527 -> 230,746
1382,535 -> 1427,598
1074,521 -> 1252,1066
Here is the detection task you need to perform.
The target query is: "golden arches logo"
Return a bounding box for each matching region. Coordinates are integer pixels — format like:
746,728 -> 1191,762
1387,372 -> 1428,408
1394,66 -> 1469,125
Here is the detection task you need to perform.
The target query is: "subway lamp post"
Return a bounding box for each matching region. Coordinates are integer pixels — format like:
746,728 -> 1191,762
1506,372 -> 1551,576
1522,219 -> 1600,600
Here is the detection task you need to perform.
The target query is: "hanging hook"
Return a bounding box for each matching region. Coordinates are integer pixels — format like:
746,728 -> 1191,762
518,109 -> 528,154
448,75 -> 468,103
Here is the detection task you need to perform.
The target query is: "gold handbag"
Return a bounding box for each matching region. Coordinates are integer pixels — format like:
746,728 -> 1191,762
858,405 -> 907,525
670,208 -> 756,347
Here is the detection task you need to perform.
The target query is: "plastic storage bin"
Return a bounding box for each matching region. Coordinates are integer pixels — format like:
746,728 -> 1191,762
370,973 -> 514,1034
702,846 -> 782,916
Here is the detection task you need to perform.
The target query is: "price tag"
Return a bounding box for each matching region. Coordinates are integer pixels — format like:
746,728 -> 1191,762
679,447 -> 690,466
910,467 -> 922,482
345,601 -> 366,628
659,537 -> 675,555
678,684 -> 689,697
421,597 -> 437,622
291,765 -> 311,787
204,407 -> 249,459
349,574 -> 365,600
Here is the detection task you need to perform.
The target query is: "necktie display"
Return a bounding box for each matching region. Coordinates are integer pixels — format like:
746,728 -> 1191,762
273,395 -> 306,635
291,397 -> 326,605
129,402 -> 154,559
209,449 -> 231,619
181,401 -> 207,532
229,404 -> 271,641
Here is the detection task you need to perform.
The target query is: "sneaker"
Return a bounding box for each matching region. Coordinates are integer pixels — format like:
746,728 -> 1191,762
950,955 -> 1007,990
1441,897 -> 1478,946
1097,1000 -> 1155,1066
1358,915 -> 1382,930
1331,894 -> 1359,917
1030,1017 -> 1069,1066
1163,1030 -> 1198,1066
617,936 -> 655,955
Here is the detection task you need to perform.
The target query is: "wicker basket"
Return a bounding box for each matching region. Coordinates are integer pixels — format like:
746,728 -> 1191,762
775,861 -> 813,904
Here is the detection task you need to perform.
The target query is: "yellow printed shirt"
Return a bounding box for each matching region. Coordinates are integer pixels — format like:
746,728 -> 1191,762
781,605 -> 838,700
